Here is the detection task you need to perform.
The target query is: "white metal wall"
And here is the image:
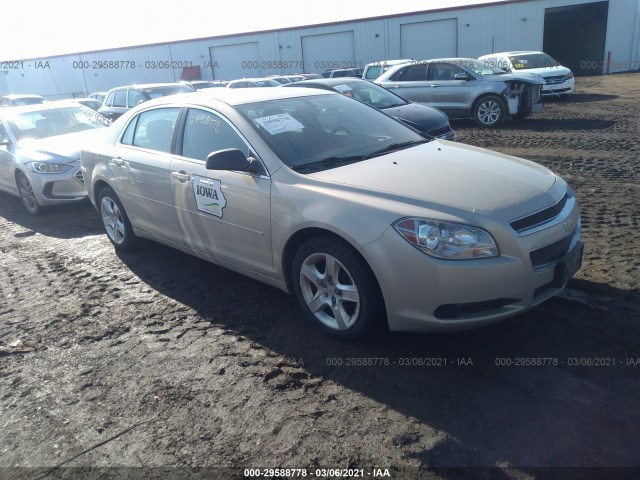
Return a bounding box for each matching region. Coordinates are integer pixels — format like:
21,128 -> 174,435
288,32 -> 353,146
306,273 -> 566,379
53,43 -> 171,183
400,19 -> 458,59
302,31 -> 356,73
210,42 -> 261,80
1,0 -> 638,97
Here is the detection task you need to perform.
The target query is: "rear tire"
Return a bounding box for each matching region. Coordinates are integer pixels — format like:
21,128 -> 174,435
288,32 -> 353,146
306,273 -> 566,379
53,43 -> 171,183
473,95 -> 506,128
98,187 -> 138,251
292,237 -> 383,339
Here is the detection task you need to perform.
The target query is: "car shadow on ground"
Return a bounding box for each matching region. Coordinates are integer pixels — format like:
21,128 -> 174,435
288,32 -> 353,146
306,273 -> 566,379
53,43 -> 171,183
116,240 -> 640,475
0,191 -> 102,239
542,93 -> 618,104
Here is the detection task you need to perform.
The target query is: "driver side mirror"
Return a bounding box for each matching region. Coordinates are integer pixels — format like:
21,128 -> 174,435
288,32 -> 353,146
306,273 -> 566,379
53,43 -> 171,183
454,72 -> 474,81
206,148 -> 262,175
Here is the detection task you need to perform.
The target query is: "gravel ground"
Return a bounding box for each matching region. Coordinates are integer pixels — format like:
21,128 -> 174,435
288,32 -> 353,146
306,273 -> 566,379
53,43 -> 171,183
1,73 -> 639,480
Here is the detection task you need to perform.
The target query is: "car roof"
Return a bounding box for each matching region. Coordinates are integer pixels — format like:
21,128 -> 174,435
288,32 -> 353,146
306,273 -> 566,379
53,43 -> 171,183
135,86 -> 333,109
1,94 -> 45,100
483,51 -> 546,56
107,83 -> 193,91
0,101 -> 85,116
291,78 -> 369,87
228,77 -> 278,83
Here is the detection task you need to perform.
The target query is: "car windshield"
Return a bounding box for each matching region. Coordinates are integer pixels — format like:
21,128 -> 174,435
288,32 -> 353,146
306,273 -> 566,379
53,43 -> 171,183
508,53 -> 560,69
237,94 -> 428,173
6,106 -> 108,140
453,59 -> 506,76
332,82 -> 408,109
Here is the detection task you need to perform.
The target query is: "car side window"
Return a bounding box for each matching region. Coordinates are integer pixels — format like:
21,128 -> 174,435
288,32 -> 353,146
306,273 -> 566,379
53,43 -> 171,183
182,108 -> 251,161
128,89 -> 145,107
429,63 -> 465,81
0,123 -> 9,143
105,91 -> 115,107
392,64 -> 427,81
120,116 -> 138,145
130,108 -> 181,153
113,89 -> 127,108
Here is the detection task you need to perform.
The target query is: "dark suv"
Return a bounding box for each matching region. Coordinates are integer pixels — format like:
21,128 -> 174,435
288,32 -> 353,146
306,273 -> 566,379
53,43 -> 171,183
98,83 -> 195,121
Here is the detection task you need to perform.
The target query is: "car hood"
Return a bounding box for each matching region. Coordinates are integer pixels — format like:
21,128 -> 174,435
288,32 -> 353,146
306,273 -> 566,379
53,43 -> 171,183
307,141 -> 556,212
381,103 -> 449,131
482,72 -> 545,85
16,129 -> 107,163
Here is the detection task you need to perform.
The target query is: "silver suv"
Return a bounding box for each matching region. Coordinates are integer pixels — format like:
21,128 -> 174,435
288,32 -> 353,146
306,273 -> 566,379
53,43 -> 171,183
375,58 -> 545,127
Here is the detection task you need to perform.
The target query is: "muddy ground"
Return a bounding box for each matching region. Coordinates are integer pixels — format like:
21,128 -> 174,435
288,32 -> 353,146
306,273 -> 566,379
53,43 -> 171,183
1,73 -> 639,480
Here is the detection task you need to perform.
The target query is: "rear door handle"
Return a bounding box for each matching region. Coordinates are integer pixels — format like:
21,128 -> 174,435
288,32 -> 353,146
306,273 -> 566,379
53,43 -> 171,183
112,157 -> 124,166
171,171 -> 191,182
429,84 -> 440,87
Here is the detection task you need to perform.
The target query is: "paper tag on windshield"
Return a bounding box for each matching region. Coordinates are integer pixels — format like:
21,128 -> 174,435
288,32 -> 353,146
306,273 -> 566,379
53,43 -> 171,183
254,113 -> 304,135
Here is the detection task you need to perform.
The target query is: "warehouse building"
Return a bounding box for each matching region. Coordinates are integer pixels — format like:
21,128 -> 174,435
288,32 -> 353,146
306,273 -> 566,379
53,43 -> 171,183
1,0 -> 638,99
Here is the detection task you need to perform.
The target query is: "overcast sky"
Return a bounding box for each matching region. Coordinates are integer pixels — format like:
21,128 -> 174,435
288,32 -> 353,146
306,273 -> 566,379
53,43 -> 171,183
3,0 -> 508,60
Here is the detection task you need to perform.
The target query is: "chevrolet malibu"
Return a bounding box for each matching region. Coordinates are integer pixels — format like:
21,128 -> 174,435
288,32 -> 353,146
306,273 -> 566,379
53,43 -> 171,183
0,102 -> 110,214
81,88 -> 582,338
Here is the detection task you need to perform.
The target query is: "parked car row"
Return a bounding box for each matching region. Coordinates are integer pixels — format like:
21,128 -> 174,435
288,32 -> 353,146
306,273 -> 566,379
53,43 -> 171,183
363,51 -> 574,96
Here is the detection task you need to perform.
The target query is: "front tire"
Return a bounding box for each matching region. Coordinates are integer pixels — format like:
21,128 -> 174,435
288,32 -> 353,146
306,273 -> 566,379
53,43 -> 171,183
16,172 -> 41,215
292,238 -> 382,339
98,187 -> 138,251
473,95 -> 506,128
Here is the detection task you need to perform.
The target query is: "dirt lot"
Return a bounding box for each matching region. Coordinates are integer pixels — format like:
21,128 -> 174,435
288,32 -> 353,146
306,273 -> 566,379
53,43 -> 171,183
1,73 -> 639,480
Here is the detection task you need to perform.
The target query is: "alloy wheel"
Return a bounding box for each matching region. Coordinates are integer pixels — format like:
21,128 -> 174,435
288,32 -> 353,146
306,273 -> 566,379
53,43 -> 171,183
100,196 -> 126,245
299,252 -> 361,331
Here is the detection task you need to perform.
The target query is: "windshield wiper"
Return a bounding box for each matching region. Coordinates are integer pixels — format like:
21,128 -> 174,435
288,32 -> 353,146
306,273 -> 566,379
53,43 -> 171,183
365,140 -> 429,158
383,102 -> 407,109
292,155 -> 366,173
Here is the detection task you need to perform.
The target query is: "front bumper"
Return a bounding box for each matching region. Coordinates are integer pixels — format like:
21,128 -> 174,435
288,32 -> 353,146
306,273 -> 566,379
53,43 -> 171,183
363,203 -> 581,332
542,78 -> 575,95
24,167 -> 88,206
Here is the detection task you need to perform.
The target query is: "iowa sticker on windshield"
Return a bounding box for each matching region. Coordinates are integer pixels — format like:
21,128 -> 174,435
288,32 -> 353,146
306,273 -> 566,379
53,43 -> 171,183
192,175 -> 227,218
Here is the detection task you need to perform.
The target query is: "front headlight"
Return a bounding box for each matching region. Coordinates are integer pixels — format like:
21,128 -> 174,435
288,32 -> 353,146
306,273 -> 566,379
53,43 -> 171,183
24,162 -> 74,174
394,218 -> 500,259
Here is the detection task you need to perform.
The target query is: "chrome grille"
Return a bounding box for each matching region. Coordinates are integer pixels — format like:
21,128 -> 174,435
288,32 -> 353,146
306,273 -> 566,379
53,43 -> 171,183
530,234 -> 573,269
510,192 -> 569,234
73,168 -> 85,185
544,75 -> 568,85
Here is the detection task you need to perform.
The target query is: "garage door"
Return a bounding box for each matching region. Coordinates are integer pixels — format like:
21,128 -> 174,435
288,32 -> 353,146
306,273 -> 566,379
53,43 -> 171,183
543,2 -> 609,76
209,42 -> 260,81
400,19 -> 458,60
302,31 -> 355,73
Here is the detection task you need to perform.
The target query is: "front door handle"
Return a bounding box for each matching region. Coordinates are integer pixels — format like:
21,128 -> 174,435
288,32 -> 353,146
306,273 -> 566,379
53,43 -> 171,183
429,84 -> 440,87
171,171 -> 191,182
112,157 -> 124,166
